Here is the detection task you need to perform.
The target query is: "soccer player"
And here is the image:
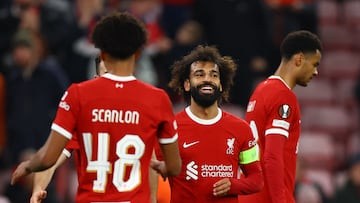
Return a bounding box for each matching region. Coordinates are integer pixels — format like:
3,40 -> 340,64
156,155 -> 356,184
163,45 -> 263,203
30,58 -> 160,203
11,11 -> 181,203
238,30 -> 322,203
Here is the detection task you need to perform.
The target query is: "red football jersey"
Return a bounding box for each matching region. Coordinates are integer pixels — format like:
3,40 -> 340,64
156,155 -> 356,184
239,76 -> 300,203
62,136 -> 85,186
51,74 -> 178,203
169,107 -> 258,203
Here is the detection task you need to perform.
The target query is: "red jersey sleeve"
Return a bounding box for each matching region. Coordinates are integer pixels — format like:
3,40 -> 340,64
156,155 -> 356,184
229,121 -> 263,195
63,133 -> 80,157
52,84 -> 80,140
157,91 -> 178,144
264,134 -> 287,203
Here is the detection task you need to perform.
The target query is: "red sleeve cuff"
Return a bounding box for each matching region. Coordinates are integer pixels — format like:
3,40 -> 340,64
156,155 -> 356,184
229,161 -> 263,195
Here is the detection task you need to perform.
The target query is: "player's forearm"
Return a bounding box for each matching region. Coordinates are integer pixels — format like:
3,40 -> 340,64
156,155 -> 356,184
149,151 -> 159,203
229,161 -> 263,195
161,141 -> 181,176
26,147 -> 58,172
33,166 -> 56,193
33,153 -> 67,193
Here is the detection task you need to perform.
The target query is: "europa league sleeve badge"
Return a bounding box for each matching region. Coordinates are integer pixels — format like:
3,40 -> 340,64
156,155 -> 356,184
278,104 -> 291,119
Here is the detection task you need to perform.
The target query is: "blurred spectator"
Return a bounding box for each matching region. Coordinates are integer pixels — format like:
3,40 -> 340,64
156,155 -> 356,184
40,0 -> 99,83
4,28 -> 69,167
295,158 -> 329,203
192,0 -> 272,108
332,153 -> 360,203
265,0 -> 318,69
159,0 -> 194,40
128,0 -> 172,56
0,0 -> 39,68
154,19 -> 204,102
0,197 -> 9,203
4,149 -> 60,203
0,0 -> 94,83
265,0 -> 318,41
126,0 -> 171,86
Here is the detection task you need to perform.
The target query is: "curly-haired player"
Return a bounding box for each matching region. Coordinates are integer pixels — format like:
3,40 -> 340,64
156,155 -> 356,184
165,45 -> 263,203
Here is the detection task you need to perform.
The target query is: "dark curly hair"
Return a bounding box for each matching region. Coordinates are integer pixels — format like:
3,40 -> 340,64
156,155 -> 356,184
168,45 -> 237,104
91,11 -> 147,59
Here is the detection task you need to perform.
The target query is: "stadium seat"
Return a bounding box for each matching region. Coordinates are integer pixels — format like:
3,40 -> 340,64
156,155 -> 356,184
298,131 -> 336,169
317,0 -> 340,26
333,79 -> 358,108
294,79 -> 335,106
320,50 -> 360,79
319,24 -> 354,50
344,0 -> 360,28
301,105 -> 354,136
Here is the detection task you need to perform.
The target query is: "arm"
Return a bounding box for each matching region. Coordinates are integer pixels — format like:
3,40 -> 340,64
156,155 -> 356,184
212,161 -> 263,196
149,150 -> 158,203
151,141 -> 181,178
11,130 -> 69,185
31,153 -> 68,203
264,134 -> 286,203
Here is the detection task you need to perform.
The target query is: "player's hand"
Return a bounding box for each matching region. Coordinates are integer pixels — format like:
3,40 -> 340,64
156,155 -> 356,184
11,160 -> 32,185
30,190 -> 47,203
150,159 -> 167,181
213,178 -> 231,197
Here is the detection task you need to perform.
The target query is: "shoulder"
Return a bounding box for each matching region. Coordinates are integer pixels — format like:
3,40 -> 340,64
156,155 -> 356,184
222,111 -> 250,127
175,110 -> 187,120
254,79 -> 297,104
141,80 -> 167,93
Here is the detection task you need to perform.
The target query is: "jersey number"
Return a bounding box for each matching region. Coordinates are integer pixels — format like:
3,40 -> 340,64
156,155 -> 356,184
82,133 -> 145,192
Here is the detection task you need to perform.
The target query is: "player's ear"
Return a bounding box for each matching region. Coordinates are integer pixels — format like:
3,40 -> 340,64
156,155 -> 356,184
294,52 -> 304,67
184,79 -> 190,91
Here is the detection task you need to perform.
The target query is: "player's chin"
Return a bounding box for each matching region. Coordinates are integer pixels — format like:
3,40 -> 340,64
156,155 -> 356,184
297,81 -> 309,87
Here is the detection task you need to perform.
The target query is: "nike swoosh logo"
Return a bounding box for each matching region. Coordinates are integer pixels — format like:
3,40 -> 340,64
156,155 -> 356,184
183,141 -> 200,148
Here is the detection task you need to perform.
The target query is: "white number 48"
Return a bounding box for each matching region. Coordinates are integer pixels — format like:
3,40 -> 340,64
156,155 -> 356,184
82,133 -> 145,192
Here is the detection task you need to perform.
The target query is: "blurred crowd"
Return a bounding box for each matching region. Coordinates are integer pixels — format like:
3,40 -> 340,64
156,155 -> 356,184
0,0 -> 359,203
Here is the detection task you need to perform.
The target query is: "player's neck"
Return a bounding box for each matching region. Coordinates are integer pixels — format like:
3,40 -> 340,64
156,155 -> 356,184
189,102 -> 219,120
274,63 -> 296,89
105,57 -> 135,77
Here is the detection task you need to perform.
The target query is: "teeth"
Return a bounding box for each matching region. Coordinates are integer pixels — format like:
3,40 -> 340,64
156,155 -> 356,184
201,86 -> 213,90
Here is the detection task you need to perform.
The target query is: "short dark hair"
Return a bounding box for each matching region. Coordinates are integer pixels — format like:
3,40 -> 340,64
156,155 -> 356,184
91,12 -> 147,59
280,30 -> 322,60
168,45 -> 237,104
95,56 -> 101,75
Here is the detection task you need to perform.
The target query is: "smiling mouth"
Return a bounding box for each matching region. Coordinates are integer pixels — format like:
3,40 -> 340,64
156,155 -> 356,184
200,86 -> 214,94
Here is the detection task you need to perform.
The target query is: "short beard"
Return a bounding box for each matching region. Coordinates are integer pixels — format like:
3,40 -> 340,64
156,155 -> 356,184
190,84 -> 221,108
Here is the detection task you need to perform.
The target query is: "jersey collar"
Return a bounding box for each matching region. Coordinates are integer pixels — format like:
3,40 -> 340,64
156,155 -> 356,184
185,106 -> 222,125
269,75 -> 291,89
102,73 -> 136,82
